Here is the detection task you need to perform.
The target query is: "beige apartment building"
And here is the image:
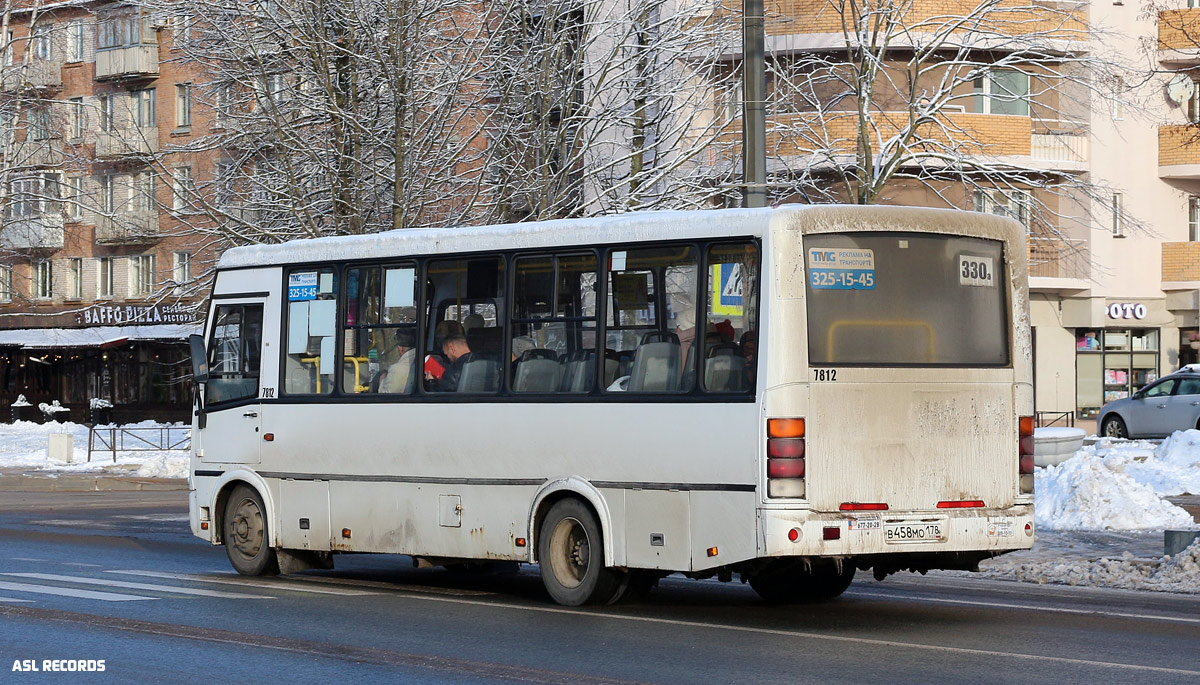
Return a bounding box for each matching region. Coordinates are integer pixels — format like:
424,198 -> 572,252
0,2 -> 212,422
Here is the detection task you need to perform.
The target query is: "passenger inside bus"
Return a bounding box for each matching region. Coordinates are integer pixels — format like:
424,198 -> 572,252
380,330 -> 417,394
437,335 -> 500,392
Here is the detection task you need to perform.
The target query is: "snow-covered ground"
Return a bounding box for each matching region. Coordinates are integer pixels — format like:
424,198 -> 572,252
0,420 -> 189,479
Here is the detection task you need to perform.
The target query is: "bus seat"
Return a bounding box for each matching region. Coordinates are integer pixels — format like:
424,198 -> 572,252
628,337 -> 681,392
559,350 -> 593,392
707,342 -> 740,357
515,350 -> 562,392
704,354 -> 746,392
603,349 -> 620,387
616,350 -> 635,379
458,358 -> 500,392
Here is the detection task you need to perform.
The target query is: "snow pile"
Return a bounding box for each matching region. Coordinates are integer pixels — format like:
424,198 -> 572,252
1107,430 -> 1200,497
0,420 -> 189,478
996,539 -> 1200,594
1035,452 -> 1196,531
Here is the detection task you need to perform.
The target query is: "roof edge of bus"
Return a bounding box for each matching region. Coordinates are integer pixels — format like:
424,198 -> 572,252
215,204 -> 1021,270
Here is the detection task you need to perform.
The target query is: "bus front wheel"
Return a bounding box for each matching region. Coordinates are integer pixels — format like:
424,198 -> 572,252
749,561 -> 855,604
223,485 -> 279,576
538,499 -> 621,606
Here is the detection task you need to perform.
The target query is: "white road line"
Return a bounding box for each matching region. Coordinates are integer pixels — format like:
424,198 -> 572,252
846,588 -> 1200,625
0,580 -> 153,602
108,570 -> 379,596
3,573 -> 274,600
0,596 -> 33,603
361,590 -> 1200,677
285,573 -> 495,597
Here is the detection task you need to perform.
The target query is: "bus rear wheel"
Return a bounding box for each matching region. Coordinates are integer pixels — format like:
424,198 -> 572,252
538,499 -> 621,606
749,561 -> 855,604
223,485 -> 279,576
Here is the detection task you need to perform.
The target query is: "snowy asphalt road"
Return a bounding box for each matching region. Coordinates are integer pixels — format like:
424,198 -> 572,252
1,490 -> 1198,684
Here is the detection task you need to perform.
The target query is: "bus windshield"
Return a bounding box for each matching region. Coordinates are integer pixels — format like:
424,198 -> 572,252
804,232 -> 1009,366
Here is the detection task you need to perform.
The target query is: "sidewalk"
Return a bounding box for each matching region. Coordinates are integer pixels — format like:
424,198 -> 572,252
0,467 -> 186,492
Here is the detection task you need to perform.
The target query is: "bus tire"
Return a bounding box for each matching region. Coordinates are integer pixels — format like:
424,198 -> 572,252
749,562 -> 855,604
1101,415 -> 1127,439
537,498 -> 620,606
223,485 -> 279,576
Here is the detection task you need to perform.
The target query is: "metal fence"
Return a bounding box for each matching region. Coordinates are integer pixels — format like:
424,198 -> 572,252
87,425 -> 191,463
1035,411 -> 1075,428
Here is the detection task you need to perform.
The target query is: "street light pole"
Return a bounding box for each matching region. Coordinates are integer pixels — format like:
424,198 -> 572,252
742,0 -> 767,208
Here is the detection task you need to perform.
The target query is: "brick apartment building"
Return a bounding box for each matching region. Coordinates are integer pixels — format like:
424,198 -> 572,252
0,2 -> 210,422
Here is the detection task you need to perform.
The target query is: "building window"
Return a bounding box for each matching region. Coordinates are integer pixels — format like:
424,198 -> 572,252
131,255 -> 155,297
98,95 -> 114,132
7,174 -> 60,218
98,257 -> 114,299
133,172 -> 155,212
175,84 -> 192,128
172,166 -> 196,211
28,105 -> 52,140
66,20 -> 84,62
1112,193 -> 1124,237
31,24 -> 52,61
973,70 -> 1030,116
33,261 -> 53,299
65,176 -> 83,220
0,265 -> 11,302
215,83 -> 231,128
4,31 -> 13,66
98,7 -> 145,50
69,97 -> 84,140
1192,197 -> 1200,242
172,251 -> 191,292
132,88 -> 156,128
68,258 -> 83,299
215,161 -> 234,206
974,189 -> 1031,231
172,13 -> 192,46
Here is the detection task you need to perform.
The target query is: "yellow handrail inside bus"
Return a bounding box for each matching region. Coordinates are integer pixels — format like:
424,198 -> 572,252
826,320 -> 937,362
298,356 -> 370,393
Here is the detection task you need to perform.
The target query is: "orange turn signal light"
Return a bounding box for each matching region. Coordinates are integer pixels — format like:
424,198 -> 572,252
768,418 -> 805,439
263,433 -> 274,442
200,521 -> 209,530
515,538 -> 527,547
706,547 -> 719,557
341,528 -> 352,539
1019,416 -> 1035,437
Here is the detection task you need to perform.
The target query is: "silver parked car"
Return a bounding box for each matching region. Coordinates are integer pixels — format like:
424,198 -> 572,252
1098,373 -> 1200,438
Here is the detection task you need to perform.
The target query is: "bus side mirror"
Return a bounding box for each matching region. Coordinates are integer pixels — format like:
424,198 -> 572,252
189,334 -> 209,385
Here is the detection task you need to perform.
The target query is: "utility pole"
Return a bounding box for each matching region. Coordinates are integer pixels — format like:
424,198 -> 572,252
742,0 -> 767,208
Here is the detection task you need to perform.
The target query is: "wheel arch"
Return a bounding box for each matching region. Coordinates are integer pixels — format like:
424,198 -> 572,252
209,470 -> 278,547
527,477 -> 621,568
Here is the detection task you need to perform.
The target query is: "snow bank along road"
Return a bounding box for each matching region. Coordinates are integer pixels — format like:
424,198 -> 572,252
0,491 -> 1198,683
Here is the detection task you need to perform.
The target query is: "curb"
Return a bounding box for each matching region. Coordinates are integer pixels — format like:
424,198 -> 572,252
0,472 -> 187,492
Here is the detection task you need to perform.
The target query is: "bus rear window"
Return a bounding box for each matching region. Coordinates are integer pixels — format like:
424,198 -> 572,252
804,233 -> 1008,366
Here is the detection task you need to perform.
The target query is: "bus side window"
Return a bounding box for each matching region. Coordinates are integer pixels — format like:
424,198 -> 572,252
605,245 -> 698,393
284,267 -> 338,395
703,242 -> 759,393
206,304 -> 263,404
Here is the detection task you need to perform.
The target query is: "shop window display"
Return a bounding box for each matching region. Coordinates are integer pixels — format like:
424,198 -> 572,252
1076,328 -> 1159,418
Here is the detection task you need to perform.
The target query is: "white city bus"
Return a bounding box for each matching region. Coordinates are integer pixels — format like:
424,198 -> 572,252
188,205 -> 1035,605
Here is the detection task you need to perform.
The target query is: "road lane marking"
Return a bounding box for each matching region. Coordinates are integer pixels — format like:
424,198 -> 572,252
350,590 -> 1200,677
0,596 -> 32,603
3,573 -> 274,600
0,580 -> 153,602
846,588 -> 1200,625
109,570 -> 380,596
285,573 -> 495,596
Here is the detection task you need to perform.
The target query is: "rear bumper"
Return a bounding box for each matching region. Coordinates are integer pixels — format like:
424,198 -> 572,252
759,505 -> 1034,560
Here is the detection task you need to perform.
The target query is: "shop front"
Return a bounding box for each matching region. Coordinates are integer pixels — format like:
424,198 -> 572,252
0,304 -> 200,424
1071,300 -> 1173,420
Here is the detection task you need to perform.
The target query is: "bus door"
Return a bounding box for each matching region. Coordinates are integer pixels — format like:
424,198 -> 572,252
197,299 -> 266,465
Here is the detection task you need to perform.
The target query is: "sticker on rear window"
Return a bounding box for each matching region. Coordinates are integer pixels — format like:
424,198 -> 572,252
959,255 -> 995,287
807,248 -> 875,290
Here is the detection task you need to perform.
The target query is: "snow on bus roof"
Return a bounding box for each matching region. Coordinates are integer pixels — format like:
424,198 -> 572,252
217,205 -> 1021,269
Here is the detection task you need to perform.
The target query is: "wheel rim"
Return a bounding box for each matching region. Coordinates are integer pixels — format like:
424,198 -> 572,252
228,496 -> 265,561
547,516 -> 590,589
1104,419 -> 1122,437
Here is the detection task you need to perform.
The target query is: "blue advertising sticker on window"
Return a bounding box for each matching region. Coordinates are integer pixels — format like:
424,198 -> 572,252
288,272 -> 318,301
807,248 -> 876,290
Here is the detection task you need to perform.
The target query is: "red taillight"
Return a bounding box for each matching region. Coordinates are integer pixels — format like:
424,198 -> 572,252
937,499 -> 986,509
767,438 -> 805,459
1019,454 -> 1035,475
1018,415 -> 1035,493
767,418 -> 806,498
839,502 -> 888,511
822,526 -> 840,540
768,457 -> 805,478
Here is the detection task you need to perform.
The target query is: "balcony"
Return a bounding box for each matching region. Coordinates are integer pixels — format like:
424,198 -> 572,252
1163,242 -> 1200,286
95,127 -> 160,158
0,60 -> 63,91
1030,130 -> 1088,169
0,215 -> 64,250
1158,125 -> 1200,179
1158,10 -> 1200,66
4,138 -> 64,168
95,45 -> 159,81
95,212 -> 160,245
